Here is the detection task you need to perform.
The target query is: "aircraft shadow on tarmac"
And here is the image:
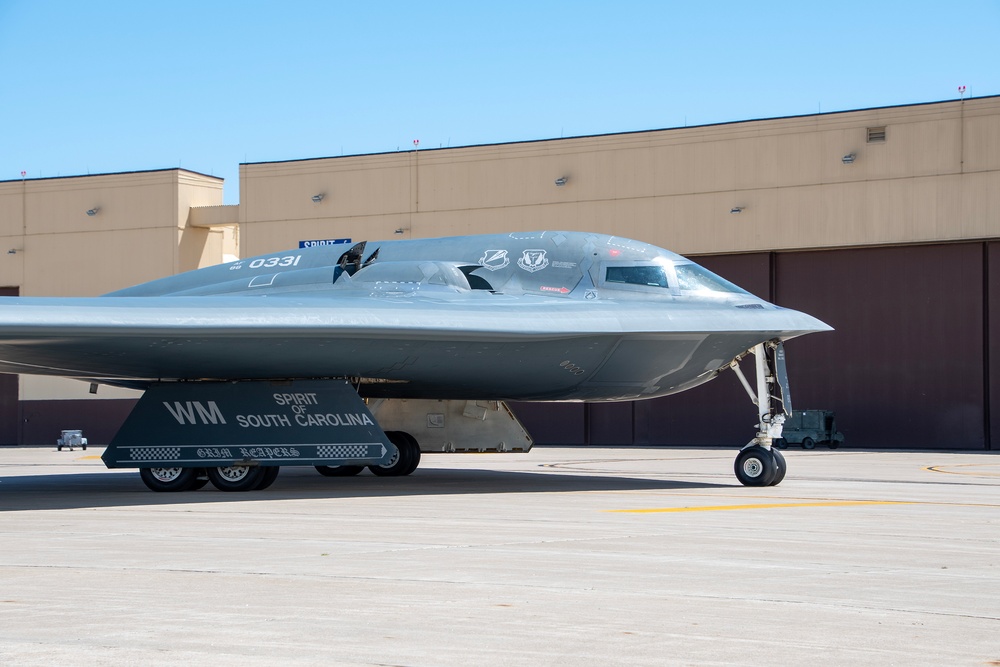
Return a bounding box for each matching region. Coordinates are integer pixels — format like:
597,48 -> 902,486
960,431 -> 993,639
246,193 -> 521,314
0,467 -> 729,512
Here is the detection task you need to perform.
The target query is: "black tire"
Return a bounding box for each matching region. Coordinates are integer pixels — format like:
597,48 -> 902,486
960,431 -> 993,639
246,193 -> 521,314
369,431 -> 414,477
398,431 -> 421,475
208,465 -> 265,492
254,466 -> 280,490
140,467 -> 199,492
769,448 -> 787,486
802,437 -> 816,450
773,438 -> 787,450
315,465 -> 365,477
734,446 -> 777,487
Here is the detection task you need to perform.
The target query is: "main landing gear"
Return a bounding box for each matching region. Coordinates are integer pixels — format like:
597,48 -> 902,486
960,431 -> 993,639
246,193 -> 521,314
368,431 -> 421,476
139,465 -> 279,492
314,431 -> 421,478
138,431 -> 423,493
729,340 -> 792,487
139,467 -> 202,492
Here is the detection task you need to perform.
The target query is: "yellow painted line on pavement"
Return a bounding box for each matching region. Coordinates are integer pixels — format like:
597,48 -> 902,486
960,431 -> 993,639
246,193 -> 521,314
925,463 -> 1000,477
77,455 -> 103,461
607,500 -> 913,514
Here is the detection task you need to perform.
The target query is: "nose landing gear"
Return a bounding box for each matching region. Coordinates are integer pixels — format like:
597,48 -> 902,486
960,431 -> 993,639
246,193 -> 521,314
729,341 -> 792,487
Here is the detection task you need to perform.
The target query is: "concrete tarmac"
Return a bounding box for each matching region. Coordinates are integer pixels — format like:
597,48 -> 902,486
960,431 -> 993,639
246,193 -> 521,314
1,446 -> 998,666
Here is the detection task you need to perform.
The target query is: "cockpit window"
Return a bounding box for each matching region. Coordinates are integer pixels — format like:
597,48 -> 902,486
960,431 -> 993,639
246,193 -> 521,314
674,263 -> 746,294
605,265 -> 670,288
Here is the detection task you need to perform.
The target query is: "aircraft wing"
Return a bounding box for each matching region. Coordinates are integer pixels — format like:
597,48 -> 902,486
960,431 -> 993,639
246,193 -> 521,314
0,293 -> 827,401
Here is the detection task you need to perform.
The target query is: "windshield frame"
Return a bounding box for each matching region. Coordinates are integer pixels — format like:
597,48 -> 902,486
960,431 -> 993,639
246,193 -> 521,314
597,260 -> 679,295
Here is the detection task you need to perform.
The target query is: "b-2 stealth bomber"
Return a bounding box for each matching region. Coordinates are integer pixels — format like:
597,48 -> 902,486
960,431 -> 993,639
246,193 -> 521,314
0,231 -> 831,491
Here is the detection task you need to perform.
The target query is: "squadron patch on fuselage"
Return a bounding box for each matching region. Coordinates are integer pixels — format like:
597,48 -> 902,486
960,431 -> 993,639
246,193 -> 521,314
517,249 -> 549,273
479,249 -> 510,271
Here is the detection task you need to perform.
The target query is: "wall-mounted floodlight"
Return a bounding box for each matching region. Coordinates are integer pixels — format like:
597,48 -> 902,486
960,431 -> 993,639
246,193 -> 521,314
311,194 -> 325,203
7,249 -> 20,255
86,207 -> 100,216
554,177 -> 568,186
842,153 -> 856,165
730,207 -> 744,214
394,228 -> 406,235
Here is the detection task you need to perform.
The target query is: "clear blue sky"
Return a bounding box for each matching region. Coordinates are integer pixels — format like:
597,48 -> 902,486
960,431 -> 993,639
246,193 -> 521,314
2,1 -> 998,204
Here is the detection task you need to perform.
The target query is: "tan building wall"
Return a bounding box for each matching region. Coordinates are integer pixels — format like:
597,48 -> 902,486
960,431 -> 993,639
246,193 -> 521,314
238,96 -> 1000,257
0,168 -> 228,296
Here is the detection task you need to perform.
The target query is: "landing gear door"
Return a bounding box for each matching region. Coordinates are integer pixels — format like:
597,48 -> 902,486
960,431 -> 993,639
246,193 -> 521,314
773,342 -> 792,417
102,380 -> 393,469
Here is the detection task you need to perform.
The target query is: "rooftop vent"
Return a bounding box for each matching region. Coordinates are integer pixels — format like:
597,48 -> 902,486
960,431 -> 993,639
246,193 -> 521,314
867,126 -> 886,143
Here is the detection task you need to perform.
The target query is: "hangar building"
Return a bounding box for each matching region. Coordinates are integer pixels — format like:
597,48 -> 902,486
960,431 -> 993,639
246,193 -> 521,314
1,95 -> 998,449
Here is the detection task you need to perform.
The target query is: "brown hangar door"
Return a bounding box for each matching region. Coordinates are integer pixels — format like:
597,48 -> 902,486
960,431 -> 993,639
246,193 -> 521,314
0,287 -> 18,444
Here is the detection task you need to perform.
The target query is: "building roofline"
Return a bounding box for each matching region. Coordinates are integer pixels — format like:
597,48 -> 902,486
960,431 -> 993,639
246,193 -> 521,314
1,167 -> 223,185
242,94 -> 1000,167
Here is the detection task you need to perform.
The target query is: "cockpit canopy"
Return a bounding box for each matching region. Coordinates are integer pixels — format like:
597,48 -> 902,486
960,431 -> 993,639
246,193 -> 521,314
599,260 -> 749,296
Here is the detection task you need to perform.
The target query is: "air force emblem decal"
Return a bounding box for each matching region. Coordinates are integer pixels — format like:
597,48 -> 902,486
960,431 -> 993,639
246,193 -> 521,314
517,249 -> 549,273
479,249 -> 510,271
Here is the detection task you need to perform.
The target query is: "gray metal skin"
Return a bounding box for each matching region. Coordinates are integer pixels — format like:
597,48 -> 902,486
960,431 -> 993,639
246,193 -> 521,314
0,231 -> 829,401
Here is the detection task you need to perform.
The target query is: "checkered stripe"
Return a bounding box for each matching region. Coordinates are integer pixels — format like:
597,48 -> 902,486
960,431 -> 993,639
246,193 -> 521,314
317,444 -> 368,458
129,447 -> 181,461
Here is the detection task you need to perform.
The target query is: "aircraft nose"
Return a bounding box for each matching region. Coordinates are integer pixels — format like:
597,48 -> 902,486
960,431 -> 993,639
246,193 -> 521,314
778,306 -> 833,335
